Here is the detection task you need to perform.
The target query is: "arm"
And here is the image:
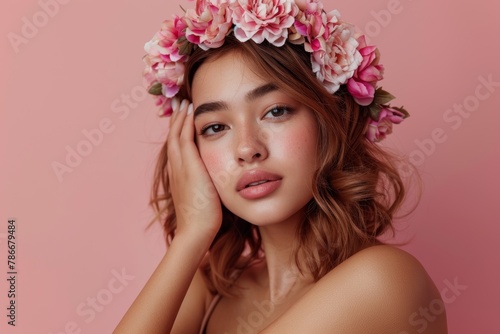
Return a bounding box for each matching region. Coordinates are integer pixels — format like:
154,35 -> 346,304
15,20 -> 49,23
113,233 -> 210,334
114,99 -> 222,333
260,245 -> 448,334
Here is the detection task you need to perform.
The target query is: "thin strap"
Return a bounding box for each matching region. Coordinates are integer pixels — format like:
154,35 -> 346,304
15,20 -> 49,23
199,294 -> 222,334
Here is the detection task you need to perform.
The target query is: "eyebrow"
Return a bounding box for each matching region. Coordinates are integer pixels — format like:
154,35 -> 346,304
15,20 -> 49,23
245,83 -> 278,102
194,83 -> 279,118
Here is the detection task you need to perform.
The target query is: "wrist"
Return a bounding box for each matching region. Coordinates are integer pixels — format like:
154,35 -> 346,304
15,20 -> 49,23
174,217 -> 220,243
171,228 -> 214,254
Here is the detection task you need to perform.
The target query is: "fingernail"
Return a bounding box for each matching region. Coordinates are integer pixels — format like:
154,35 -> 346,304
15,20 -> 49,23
180,99 -> 188,111
187,103 -> 193,115
171,98 -> 179,112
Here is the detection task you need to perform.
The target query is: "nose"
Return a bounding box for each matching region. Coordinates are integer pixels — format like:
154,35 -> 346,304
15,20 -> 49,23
235,126 -> 268,163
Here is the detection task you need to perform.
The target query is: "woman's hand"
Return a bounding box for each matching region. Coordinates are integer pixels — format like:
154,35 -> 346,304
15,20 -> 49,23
114,104 -> 219,333
166,98 -> 223,241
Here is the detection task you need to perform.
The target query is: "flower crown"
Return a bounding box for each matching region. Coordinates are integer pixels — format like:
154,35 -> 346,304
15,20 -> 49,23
143,0 -> 409,142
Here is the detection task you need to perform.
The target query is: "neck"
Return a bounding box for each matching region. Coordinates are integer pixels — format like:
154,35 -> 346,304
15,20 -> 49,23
257,212 -> 313,303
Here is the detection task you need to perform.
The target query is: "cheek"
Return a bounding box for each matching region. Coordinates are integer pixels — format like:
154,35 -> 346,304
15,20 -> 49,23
275,125 -> 317,165
198,145 -> 234,190
199,147 -> 223,174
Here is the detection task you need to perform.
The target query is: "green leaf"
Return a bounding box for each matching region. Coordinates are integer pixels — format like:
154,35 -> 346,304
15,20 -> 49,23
392,105 -> 410,118
369,104 -> 382,121
148,82 -> 162,96
373,87 -> 395,105
178,36 -> 193,56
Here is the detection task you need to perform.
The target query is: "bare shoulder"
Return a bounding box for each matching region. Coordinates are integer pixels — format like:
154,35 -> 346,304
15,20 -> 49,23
261,245 -> 448,334
335,244 -> 437,290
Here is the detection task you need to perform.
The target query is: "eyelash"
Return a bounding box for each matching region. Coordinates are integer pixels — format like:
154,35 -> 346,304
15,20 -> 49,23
264,105 -> 293,119
200,123 -> 227,135
199,105 -> 294,136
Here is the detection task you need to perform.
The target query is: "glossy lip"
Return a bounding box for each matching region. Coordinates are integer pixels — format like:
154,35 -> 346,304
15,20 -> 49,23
236,169 -> 282,200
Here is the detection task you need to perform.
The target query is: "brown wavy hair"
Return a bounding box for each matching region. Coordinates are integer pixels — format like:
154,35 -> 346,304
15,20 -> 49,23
149,35 -> 410,296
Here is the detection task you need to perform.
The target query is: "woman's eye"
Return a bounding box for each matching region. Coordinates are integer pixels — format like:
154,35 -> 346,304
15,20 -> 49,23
264,106 -> 291,119
200,124 -> 227,135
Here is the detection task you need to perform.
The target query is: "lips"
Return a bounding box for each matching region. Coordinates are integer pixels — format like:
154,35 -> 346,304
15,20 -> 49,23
236,170 -> 282,191
236,170 -> 282,199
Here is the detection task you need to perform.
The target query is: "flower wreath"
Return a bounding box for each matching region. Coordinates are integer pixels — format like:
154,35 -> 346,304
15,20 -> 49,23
143,0 -> 409,142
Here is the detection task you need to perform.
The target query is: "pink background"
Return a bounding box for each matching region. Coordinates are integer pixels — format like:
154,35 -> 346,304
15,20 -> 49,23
1,0 -> 498,333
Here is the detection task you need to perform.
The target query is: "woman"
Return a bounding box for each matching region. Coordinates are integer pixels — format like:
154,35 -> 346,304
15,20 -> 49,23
115,0 -> 447,333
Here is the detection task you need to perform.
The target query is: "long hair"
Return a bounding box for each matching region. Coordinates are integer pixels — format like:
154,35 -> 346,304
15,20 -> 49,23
150,35 -> 408,295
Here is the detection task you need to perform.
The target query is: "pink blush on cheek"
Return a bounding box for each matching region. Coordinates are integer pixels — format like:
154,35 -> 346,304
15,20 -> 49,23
199,150 -> 221,174
273,127 -> 318,162
199,150 -> 233,189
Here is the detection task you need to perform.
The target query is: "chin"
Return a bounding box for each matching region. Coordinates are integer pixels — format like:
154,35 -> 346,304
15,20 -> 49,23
225,201 -> 308,227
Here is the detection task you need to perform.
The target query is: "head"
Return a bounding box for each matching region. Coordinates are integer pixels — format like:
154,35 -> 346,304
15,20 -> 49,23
189,48 -> 319,227
146,0 -> 409,295
150,35 -> 406,295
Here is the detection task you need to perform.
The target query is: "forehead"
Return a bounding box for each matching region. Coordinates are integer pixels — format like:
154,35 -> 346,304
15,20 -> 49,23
191,51 -> 268,105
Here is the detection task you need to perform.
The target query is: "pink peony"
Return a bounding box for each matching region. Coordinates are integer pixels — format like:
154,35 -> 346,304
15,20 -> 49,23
231,0 -> 298,47
154,61 -> 185,116
155,62 -> 185,96
153,95 -> 174,117
143,16 -> 189,116
365,107 -> 405,142
347,35 -> 384,106
293,0 -> 326,48
144,17 -> 187,65
185,0 -> 233,50
294,6 -> 361,93
311,14 -> 362,94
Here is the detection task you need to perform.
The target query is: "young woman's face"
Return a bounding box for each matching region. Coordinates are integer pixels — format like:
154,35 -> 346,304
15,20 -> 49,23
192,51 -> 318,226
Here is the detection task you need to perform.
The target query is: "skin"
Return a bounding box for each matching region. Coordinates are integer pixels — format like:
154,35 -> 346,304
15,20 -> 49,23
113,51 -> 448,334
192,53 -> 318,228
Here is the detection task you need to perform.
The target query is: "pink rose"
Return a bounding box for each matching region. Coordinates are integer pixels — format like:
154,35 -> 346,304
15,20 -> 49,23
365,107 -> 405,142
231,0 -> 298,47
347,35 -> 384,106
185,0 -> 233,50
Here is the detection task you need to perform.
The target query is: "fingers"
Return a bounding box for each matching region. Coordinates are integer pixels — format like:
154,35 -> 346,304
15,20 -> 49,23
180,103 -> 195,145
168,98 -> 189,145
167,98 -> 194,168
164,98 -> 223,235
